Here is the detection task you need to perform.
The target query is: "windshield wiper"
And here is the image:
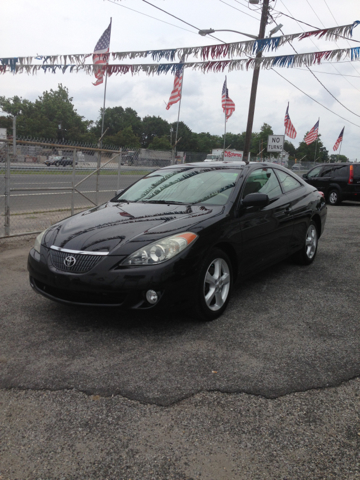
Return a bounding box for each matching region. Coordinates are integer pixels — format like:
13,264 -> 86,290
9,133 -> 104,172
142,199 -> 187,205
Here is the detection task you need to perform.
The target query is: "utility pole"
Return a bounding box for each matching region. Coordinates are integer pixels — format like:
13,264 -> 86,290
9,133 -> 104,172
243,0 -> 270,164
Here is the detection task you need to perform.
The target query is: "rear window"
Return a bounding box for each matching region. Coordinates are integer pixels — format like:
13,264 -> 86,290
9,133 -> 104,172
353,165 -> 360,179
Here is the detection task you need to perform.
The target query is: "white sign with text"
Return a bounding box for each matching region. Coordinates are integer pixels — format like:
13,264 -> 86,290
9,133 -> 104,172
267,135 -> 284,152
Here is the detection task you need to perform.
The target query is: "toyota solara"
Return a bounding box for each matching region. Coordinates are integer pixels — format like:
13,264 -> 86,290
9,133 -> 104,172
28,162 -> 327,320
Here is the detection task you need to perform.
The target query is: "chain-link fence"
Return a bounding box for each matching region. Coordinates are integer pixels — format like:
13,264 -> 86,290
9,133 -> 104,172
0,140 -> 159,237
0,138 -> 214,237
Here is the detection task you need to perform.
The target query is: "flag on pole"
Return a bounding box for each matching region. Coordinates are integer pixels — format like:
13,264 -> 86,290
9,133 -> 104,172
221,79 -> 235,121
333,127 -> 345,151
93,21 -> 112,86
166,63 -> 184,110
304,120 -> 319,145
284,103 -> 297,139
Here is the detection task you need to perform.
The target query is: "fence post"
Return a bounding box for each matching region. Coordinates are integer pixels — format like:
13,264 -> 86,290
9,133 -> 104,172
71,149 -> 76,216
116,147 -> 122,193
4,144 -> 10,236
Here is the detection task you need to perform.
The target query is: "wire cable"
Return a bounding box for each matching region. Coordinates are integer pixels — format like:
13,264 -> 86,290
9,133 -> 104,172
276,2 -> 360,94
106,0 -> 196,35
141,0 -> 226,44
218,0 -> 260,20
271,69 -> 360,128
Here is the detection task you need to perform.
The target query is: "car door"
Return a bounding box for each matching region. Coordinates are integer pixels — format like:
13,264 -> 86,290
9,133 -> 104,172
236,167 -> 294,274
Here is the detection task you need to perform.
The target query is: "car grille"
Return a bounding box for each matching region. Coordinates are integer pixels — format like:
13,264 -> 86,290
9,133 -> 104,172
50,249 -> 104,273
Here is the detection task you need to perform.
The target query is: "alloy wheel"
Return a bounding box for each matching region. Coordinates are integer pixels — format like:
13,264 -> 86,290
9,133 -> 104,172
305,224 -> 317,259
203,258 -> 231,311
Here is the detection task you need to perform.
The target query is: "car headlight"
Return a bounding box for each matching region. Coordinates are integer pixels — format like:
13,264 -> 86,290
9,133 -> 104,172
122,232 -> 198,266
34,230 -> 46,253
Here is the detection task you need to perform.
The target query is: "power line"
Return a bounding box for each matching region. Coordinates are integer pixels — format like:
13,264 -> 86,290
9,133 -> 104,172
218,0 -> 260,20
141,0 -> 226,44
275,2 -> 360,94
106,0 -> 196,35
296,69 -> 360,78
271,69 -> 360,128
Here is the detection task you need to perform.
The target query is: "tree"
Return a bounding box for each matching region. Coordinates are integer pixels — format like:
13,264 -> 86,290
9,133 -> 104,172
148,135 -> 172,150
195,132 -> 222,153
0,85 -> 90,141
141,115 -> 170,148
171,121 -> 197,151
106,126 -> 141,148
93,106 -> 142,139
296,133 -> 327,163
329,153 -> 348,163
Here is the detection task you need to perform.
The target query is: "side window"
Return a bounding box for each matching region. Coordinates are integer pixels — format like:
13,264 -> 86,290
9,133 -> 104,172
307,166 -> 322,178
243,168 -> 282,200
331,165 -> 348,178
275,169 -> 302,193
320,166 -> 334,177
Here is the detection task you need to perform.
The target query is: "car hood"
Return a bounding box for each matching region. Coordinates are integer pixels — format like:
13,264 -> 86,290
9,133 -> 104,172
43,201 -> 224,255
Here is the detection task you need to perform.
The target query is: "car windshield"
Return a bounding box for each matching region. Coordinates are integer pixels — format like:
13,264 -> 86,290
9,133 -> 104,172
115,167 -> 241,205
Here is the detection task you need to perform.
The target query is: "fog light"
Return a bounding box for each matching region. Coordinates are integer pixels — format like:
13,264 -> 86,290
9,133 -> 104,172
146,290 -> 158,304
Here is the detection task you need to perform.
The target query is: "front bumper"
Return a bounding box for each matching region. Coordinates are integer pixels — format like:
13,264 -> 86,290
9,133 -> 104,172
28,246 -> 199,310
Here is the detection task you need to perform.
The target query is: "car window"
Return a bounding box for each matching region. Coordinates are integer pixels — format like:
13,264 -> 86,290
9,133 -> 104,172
331,165 -> 348,178
307,166 -> 322,178
275,169 -> 302,193
116,168 -> 240,205
243,168 -> 282,200
353,164 -> 360,180
320,166 -> 334,177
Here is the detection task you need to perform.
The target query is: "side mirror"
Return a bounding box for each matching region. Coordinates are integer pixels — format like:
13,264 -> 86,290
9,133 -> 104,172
242,193 -> 269,208
302,173 -> 308,179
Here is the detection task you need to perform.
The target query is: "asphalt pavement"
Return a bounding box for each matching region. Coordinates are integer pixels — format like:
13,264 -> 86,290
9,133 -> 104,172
0,204 -> 359,479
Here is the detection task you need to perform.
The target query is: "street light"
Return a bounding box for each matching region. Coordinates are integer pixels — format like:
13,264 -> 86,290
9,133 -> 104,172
198,29 -> 258,40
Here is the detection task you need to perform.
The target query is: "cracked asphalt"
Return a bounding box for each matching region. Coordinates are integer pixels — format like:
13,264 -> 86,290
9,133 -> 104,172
0,204 -> 359,479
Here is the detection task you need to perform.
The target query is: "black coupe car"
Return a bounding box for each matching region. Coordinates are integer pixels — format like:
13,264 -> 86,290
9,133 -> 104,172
28,162 -> 327,320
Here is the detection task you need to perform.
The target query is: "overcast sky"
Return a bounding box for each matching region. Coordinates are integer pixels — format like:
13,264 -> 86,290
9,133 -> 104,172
1,0 -> 360,159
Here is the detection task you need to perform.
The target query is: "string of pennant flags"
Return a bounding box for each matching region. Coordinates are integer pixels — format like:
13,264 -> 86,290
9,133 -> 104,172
0,20 -> 359,73
1,45 -> 359,76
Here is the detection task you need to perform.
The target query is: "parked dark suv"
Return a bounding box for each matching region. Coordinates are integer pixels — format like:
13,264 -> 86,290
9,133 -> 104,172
302,163 -> 360,205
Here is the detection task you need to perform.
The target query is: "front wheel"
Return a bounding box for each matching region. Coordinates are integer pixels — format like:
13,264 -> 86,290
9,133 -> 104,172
327,189 -> 341,205
293,221 -> 318,265
194,248 -> 233,321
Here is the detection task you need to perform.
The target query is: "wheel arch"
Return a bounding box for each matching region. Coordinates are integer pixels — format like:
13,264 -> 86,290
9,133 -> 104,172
311,213 -> 322,239
212,242 -> 238,282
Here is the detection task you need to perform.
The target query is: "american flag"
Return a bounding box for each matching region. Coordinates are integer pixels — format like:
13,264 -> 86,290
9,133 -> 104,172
284,103 -> 297,139
166,63 -> 183,110
304,120 -> 319,145
333,127 -> 345,151
222,79 -> 235,121
93,21 -> 112,86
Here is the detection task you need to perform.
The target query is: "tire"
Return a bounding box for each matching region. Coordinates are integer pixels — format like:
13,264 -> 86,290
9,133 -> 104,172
194,248 -> 233,321
327,189 -> 341,205
55,162 -> 60,167
293,221 -> 318,265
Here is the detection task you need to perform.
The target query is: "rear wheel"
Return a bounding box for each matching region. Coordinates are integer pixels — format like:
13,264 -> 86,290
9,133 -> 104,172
327,189 -> 341,205
293,221 -> 318,265
194,248 -> 233,321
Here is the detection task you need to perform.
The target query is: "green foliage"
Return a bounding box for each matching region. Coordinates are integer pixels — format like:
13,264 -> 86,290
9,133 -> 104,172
148,135 -> 172,150
141,115 -> 171,148
93,106 -> 142,138
329,154 -> 348,163
295,133 -> 328,163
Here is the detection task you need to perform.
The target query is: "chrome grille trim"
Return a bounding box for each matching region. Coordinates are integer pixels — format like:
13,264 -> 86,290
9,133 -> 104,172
50,246 -> 109,256
49,249 -> 106,273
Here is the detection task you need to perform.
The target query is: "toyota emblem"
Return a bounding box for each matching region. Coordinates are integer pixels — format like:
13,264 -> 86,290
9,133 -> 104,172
64,255 -> 76,267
